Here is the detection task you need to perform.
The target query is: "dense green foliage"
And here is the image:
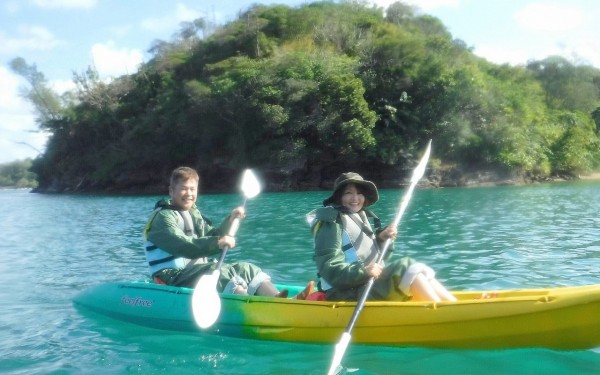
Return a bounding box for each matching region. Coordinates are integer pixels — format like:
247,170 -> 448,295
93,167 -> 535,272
0,159 -> 38,188
10,1 -> 600,192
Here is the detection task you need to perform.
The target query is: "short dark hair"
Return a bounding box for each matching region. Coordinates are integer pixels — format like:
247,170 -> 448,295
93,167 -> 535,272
170,167 -> 199,187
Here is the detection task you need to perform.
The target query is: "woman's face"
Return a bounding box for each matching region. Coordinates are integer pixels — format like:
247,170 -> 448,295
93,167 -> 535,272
340,183 -> 365,213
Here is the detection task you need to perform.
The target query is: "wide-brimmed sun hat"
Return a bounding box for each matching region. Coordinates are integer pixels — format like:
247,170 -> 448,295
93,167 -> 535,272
322,172 -> 379,207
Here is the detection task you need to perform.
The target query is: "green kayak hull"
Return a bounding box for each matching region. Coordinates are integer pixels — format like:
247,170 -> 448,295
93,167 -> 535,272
73,281 -> 600,350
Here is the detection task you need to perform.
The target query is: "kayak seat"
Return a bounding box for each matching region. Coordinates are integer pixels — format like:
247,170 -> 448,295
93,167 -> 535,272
306,291 -> 326,301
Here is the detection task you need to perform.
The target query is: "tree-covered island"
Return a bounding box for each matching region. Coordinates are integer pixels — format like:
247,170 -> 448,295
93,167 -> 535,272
7,1 -> 600,193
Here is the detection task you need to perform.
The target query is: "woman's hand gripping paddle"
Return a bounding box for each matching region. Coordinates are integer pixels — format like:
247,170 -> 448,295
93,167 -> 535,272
327,140 -> 432,375
192,169 -> 261,329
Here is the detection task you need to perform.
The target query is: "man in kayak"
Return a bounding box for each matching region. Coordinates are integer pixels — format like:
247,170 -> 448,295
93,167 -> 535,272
144,166 -> 313,299
308,172 -> 456,302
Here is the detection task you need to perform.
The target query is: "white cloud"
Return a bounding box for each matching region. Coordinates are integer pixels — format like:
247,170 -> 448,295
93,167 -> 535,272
473,44 -> 531,66
0,66 -> 46,163
32,0 -> 97,9
140,3 -> 203,34
473,36 -> 600,68
0,25 -> 64,54
514,3 -> 585,33
0,67 -> 32,116
108,24 -> 134,39
541,38 -> 600,67
0,128 -> 48,163
50,78 -> 76,95
90,42 -> 144,78
2,1 -> 21,14
570,39 -> 600,67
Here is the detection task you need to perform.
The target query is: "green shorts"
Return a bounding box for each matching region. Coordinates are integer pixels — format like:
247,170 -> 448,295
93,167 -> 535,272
325,256 -> 415,301
166,261 -> 267,293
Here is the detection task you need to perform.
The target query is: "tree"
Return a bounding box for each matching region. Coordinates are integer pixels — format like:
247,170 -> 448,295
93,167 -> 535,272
9,57 -> 64,126
15,1 -> 600,193
0,159 -> 38,188
527,56 -> 600,114
550,111 -> 599,174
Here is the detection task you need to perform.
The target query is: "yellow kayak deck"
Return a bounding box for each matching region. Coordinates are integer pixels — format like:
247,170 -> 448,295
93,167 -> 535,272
221,284 -> 600,349
74,282 -> 600,350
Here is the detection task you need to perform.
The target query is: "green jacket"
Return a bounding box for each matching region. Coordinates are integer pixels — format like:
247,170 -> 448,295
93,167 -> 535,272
311,206 -> 393,299
145,199 -> 232,260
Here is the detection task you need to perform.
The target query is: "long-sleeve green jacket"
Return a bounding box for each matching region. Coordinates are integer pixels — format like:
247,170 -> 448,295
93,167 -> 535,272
145,199 -> 232,260
144,199 -> 267,290
311,206 -> 400,300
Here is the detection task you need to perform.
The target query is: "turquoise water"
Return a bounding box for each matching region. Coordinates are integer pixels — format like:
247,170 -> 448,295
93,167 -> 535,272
1,182 -> 599,374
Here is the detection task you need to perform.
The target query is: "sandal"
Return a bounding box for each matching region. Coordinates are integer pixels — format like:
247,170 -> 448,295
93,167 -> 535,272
275,289 -> 289,298
294,281 -> 315,300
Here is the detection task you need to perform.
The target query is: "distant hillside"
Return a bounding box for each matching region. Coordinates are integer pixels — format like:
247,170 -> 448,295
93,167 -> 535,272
0,159 -> 38,188
10,1 -> 600,193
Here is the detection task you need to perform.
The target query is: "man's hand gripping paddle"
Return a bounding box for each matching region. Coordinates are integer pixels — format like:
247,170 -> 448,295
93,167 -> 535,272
192,169 -> 261,329
327,140 -> 432,375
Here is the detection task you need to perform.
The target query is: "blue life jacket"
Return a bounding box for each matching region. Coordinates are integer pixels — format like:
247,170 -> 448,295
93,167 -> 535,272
143,206 -> 208,276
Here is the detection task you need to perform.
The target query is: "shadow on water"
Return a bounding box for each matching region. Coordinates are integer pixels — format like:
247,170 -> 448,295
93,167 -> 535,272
62,308 -> 600,375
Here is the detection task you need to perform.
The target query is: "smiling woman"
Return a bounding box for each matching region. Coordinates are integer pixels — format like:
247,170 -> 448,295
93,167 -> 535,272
310,168 -> 457,304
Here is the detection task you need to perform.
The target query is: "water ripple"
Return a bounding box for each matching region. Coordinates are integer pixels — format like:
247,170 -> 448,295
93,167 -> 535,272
1,183 -> 599,374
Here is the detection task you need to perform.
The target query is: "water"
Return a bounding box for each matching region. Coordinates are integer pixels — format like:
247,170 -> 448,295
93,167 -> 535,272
1,181 -> 599,374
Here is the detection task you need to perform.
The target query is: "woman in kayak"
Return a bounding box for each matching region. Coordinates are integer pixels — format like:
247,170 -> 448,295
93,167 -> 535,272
144,166 -> 313,299
308,172 -> 456,302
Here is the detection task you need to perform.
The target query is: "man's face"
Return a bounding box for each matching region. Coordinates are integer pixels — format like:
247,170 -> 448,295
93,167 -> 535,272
169,178 -> 198,211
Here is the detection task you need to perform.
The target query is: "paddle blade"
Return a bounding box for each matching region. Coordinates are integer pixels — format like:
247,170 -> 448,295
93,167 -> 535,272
241,169 -> 261,199
410,139 -> 432,183
192,269 -> 222,329
327,332 -> 352,375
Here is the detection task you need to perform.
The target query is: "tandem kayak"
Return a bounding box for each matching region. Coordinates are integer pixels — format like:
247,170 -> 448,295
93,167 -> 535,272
73,281 -> 600,350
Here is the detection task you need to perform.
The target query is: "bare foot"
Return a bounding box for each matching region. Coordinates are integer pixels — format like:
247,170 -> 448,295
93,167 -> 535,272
294,281 -> 315,300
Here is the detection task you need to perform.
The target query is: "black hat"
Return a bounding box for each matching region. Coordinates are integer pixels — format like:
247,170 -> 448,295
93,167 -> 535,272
323,172 -> 379,207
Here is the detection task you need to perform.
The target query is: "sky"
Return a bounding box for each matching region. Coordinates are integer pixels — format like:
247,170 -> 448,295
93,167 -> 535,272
1,0 -> 599,164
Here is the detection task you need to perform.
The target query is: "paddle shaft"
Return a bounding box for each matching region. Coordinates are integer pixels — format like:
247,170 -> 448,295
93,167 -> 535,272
342,177 -> 419,333
191,213 -> 241,330
192,169 -> 261,329
327,140 -> 432,375
213,199 -> 245,271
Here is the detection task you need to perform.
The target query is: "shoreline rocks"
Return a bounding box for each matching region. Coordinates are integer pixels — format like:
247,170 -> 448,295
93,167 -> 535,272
31,165 -> 588,195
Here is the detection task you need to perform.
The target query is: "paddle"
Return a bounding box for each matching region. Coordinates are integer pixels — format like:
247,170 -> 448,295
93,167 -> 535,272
327,140 -> 432,375
191,169 -> 261,329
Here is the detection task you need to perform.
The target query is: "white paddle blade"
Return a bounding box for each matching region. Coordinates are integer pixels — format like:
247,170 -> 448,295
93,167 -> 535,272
410,139 -> 432,183
241,169 -> 261,199
192,270 -> 222,329
327,332 -> 352,375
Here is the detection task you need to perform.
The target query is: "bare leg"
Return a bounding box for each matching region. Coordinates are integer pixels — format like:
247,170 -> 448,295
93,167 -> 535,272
256,280 -> 288,298
409,275 -> 456,302
429,279 -> 457,301
410,274 -> 442,302
232,285 -> 249,295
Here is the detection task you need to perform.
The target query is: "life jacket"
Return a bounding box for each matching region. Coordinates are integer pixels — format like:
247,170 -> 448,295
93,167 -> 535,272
308,206 -> 382,291
143,205 -> 208,276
